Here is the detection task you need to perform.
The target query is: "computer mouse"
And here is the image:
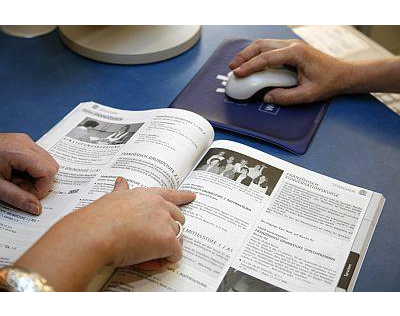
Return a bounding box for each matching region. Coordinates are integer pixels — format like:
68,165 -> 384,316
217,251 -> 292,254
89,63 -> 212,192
225,67 -> 298,101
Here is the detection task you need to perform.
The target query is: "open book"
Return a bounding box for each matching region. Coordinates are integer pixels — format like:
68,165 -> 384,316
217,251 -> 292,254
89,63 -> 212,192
0,102 -> 385,292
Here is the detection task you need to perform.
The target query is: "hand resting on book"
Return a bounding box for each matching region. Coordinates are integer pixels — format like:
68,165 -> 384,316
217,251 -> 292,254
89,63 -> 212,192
14,177 -> 194,291
0,133 -> 59,215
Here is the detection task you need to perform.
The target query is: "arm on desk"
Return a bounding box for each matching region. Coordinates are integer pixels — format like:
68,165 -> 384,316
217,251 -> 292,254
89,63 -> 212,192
229,39 -> 400,105
345,57 -> 400,94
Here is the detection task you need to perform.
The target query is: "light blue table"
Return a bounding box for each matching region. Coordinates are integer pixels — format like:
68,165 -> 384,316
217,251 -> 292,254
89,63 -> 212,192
0,26 -> 399,291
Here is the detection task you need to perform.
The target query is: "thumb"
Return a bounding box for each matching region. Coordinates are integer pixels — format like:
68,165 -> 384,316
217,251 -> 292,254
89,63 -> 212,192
113,176 -> 129,191
264,86 -> 313,106
0,179 -> 42,215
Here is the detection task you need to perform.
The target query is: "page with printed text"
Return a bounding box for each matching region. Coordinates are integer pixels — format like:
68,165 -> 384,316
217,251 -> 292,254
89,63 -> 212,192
103,140 -> 383,292
0,102 -> 214,267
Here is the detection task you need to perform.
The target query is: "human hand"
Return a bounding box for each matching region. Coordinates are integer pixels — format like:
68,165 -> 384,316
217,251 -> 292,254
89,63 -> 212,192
0,133 -> 59,215
78,177 -> 193,270
15,177 -> 194,290
229,39 -> 353,105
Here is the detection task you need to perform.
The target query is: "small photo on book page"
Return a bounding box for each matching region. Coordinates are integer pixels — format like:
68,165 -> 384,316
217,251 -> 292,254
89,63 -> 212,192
194,147 -> 284,196
66,117 -> 143,145
217,267 -> 285,292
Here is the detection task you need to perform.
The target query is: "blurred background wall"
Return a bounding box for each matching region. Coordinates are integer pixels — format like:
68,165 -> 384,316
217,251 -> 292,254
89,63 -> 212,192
356,25 -> 400,54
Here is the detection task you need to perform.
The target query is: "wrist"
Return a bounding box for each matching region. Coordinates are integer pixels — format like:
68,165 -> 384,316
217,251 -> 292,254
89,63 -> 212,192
338,59 -> 392,95
15,207 -> 114,291
334,60 -> 358,95
70,206 -> 116,267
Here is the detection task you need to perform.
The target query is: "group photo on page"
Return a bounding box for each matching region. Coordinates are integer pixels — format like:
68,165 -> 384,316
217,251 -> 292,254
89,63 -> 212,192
195,148 -> 283,195
0,20 -> 399,298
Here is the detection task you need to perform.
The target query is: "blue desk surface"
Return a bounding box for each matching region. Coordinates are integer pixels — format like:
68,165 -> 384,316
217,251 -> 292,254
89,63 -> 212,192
0,26 -> 399,291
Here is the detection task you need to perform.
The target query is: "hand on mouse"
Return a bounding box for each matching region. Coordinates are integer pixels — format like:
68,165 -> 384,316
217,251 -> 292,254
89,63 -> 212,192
15,177 -> 194,291
229,39 -> 353,105
0,133 -> 59,215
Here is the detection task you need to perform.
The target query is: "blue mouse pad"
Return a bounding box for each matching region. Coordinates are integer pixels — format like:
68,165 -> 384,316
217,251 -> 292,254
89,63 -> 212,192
170,38 -> 330,155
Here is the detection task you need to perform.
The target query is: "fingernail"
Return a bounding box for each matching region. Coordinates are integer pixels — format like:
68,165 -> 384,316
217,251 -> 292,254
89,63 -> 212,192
115,177 -> 123,184
26,203 -> 40,215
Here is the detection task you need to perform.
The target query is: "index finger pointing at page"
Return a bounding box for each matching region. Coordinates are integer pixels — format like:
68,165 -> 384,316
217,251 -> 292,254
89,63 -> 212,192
147,188 -> 196,206
113,177 -> 129,191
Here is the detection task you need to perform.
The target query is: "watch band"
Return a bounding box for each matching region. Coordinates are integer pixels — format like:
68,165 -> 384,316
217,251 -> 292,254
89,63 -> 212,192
0,267 -> 54,292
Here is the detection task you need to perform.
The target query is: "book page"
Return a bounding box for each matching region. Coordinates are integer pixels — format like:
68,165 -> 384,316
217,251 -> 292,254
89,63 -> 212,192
0,102 -> 214,267
103,140 -> 375,292
215,141 -> 374,292
103,140 -> 276,291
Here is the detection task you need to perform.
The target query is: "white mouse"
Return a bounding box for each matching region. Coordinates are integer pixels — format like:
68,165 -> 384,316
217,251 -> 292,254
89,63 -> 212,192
225,67 -> 298,100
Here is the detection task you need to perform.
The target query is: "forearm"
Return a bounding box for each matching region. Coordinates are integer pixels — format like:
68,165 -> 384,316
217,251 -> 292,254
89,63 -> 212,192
15,209 -> 112,291
10,182 -> 191,291
344,57 -> 400,94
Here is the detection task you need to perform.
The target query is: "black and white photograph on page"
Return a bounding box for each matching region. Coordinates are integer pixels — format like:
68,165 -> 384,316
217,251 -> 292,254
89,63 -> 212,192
194,148 -> 284,196
66,117 -> 144,145
217,267 -> 285,292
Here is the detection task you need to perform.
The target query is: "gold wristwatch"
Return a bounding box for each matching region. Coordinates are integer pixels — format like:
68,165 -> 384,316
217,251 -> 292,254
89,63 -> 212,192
0,267 -> 54,292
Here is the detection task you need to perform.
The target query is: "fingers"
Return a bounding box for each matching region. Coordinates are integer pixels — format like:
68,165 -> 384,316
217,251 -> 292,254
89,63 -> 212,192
229,39 -> 293,70
264,85 -> 316,105
103,184 -> 189,269
0,179 -> 42,215
12,133 -> 59,180
233,46 -> 299,78
30,176 -> 55,199
134,221 -> 184,271
30,143 -> 59,173
164,233 -> 183,263
0,134 -> 58,210
114,184 -> 189,222
11,179 -> 50,202
229,42 -> 263,70
149,191 -> 186,264
165,201 -> 186,224
11,150 -> 58,199
146,188 -> 196,206
137,211 -> 184,269
113,177 -> 129,191
11,178 -> 34,192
